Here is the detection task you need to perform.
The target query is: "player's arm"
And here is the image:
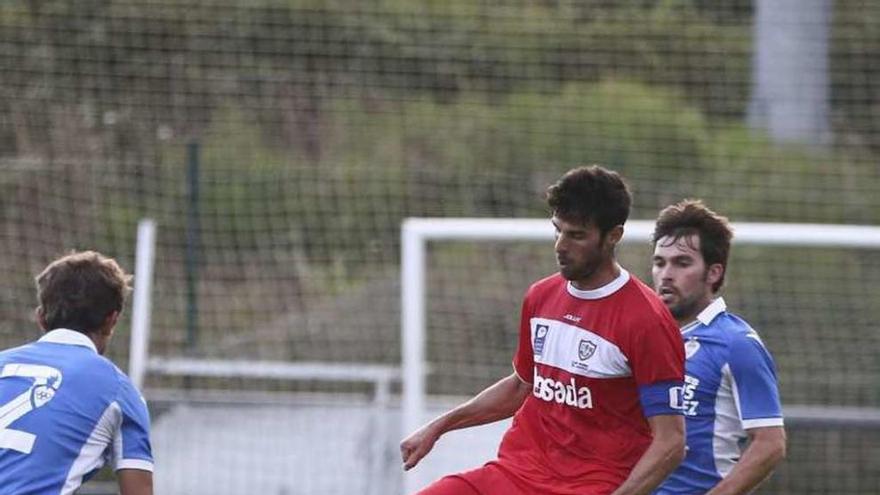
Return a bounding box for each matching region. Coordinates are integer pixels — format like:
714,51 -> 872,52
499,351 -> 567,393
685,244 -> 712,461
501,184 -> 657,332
610,413 -> 686,495
113,375 -> 155,494
705,426 -> 786,495
400,371 -> 531,470
706,332 -> 786,494
613,308 -> 687,495
118,469 -> 153,495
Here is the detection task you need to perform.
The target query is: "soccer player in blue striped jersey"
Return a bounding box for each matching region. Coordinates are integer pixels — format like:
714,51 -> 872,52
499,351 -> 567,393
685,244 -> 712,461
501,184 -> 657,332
0,251 -> 153,495
650,200 -> 786,495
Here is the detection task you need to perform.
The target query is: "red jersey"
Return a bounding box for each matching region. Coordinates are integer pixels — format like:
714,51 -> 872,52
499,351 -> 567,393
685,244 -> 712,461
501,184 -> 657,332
497,269 -> 684,495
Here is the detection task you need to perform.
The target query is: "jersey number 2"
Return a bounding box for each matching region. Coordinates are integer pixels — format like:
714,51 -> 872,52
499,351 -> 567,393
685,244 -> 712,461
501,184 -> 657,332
0,363 -> 63,454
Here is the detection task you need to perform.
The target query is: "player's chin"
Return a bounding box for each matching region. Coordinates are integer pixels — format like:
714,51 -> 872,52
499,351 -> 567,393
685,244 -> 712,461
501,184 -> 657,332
558,264 -> 589,282
558,265 -> 575,280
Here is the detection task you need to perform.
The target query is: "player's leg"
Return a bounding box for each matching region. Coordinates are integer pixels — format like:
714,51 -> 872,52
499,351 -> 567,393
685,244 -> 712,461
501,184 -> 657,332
415,475 -> 481,495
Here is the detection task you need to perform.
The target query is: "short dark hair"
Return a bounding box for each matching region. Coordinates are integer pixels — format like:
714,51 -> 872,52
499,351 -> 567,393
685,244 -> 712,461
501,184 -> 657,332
545,165 -> 632,235
35,251 -> 132,333
652,199 -> 733,293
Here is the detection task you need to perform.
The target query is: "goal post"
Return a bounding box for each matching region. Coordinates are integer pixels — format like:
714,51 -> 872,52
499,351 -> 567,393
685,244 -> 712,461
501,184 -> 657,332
129,218 -> 157,391
400,217 -> 880,493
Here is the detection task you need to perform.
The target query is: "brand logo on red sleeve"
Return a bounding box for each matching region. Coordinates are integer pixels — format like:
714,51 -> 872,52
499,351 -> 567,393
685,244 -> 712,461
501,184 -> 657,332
534,324 -> 549,356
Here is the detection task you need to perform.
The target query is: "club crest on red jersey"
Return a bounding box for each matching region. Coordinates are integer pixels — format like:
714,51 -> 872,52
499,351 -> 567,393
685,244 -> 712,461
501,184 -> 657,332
578,339 -> 597,361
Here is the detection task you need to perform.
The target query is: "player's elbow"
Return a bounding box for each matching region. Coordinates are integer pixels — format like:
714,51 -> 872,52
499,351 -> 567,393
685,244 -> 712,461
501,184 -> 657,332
768,431 -> 787,466
650,415 -> 686,466
757,427 -> 787,468
658,428 -> 686,466
668,434 -> 687,466
755,427 -> 786,469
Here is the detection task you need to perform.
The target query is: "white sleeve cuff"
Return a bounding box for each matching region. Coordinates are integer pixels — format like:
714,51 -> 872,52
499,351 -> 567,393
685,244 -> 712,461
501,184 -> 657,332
116,459 -> 154,472
742,417 -> 784,429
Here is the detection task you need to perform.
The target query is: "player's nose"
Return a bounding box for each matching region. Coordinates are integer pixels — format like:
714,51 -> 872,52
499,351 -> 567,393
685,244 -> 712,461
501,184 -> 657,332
554,234 -> 568,253
655,267 -> 675,285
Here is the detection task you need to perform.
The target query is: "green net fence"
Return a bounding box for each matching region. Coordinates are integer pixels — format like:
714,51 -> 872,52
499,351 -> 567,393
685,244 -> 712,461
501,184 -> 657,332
1,1 -> 879,493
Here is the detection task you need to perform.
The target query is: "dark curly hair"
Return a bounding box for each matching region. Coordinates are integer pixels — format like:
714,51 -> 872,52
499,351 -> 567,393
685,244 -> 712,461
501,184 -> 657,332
652,199 -> 733,293
35,250 -> 132,333
546,165 -> 632,235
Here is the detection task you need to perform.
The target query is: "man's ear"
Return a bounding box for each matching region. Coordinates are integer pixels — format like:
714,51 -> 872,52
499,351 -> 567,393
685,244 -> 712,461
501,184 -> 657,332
102,310 -> 121,336
605,225 -> 624,248
707,263 -> 724,288
35,307 -> 49,331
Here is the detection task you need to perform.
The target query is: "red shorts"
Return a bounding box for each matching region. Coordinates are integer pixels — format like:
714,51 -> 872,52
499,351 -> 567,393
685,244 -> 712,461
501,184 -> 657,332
415,462 -> 528,495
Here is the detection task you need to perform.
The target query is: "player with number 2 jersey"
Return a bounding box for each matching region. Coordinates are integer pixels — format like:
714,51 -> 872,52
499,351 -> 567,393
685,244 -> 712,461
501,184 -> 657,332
0,251 -> 153,495
0,330 -> 152,494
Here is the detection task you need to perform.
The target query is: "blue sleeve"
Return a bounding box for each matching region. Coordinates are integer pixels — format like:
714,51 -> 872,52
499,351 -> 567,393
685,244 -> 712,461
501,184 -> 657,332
639,380 -> 685,417
729,332 -> 784,428
112,374 -> 154,471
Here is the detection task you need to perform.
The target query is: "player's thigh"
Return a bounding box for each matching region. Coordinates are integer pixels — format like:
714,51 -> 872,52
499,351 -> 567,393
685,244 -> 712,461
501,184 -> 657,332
415,475 -> 480,495
415,464 -> 525,495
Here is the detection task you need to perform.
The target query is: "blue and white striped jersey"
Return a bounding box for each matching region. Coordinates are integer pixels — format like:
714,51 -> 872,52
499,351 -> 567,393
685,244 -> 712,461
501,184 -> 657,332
654,298 -> 783,495
0,329 -> 153,495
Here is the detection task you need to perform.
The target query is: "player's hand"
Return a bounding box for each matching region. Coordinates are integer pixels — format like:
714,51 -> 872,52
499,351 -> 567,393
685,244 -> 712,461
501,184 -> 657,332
400,424 -> 440,471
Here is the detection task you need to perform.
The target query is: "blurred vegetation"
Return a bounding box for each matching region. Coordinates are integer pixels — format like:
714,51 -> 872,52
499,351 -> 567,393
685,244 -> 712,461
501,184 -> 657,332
1,0 -> 878,350
0,0 -> 877,338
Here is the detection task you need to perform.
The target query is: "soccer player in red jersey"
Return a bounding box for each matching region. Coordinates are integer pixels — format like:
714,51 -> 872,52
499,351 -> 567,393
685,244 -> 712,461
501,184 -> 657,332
400,165 -> 686,495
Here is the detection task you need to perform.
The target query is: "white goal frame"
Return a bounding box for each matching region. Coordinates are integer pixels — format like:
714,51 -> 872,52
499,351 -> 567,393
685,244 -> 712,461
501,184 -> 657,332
127,218 -> 880,495
400,217 -> 880,492
128,219 -> 401,495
